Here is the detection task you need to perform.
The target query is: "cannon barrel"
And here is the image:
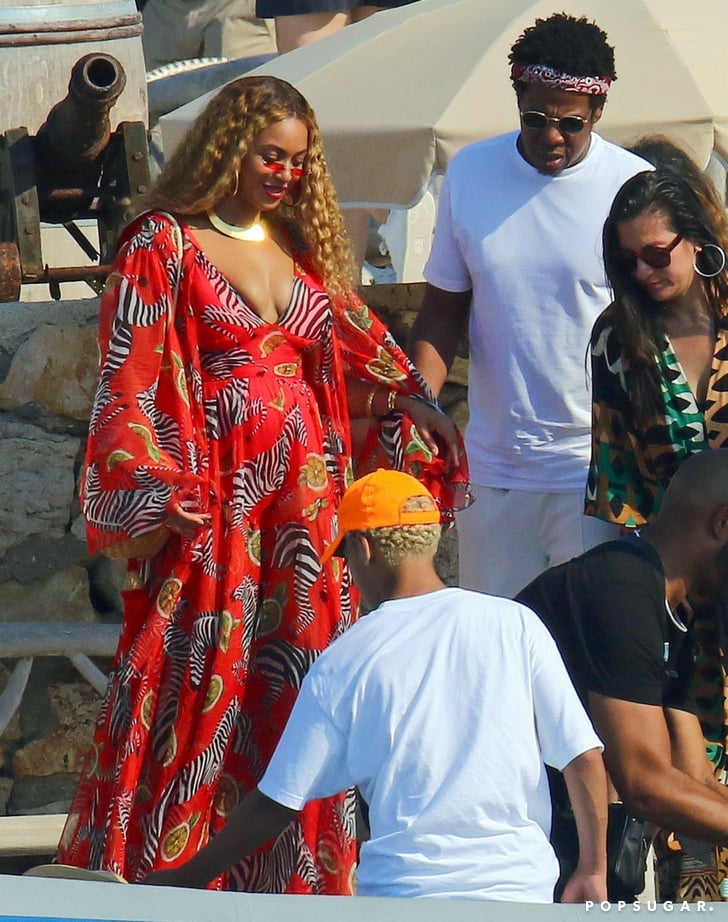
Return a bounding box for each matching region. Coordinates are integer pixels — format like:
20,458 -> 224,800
38,52 -> 127,167
33,52 -> 128,223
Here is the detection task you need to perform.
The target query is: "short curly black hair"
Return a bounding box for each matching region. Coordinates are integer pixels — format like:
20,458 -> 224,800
509,12 -> 616,101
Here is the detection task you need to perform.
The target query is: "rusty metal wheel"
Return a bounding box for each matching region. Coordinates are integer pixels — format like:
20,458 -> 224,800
0,242 -> 22,302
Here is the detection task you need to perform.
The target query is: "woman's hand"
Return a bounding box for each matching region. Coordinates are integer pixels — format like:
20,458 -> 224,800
401,396 -> 461,470
165,501 -> 211,538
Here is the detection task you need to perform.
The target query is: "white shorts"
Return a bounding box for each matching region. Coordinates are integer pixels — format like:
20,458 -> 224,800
456,484 -> 618,599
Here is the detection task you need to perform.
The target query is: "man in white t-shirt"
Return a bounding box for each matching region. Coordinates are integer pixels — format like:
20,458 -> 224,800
145,470 -> 607,902
408,13 -> 650,598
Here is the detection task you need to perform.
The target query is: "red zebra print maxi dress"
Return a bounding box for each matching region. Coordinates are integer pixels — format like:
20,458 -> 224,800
57,212 -> 470,891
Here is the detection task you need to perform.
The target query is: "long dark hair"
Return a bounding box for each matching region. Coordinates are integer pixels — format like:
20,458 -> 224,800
602,167 -> 728,420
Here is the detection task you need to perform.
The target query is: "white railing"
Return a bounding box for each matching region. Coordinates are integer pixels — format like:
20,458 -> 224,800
0,622 -> 119,857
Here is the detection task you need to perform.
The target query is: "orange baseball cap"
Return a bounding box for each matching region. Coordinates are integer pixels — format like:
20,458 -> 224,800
321,469 -> 441,563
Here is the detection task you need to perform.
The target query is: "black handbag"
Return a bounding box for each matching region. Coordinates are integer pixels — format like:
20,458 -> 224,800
550,786 -> 650,900
607,802 -> 651,896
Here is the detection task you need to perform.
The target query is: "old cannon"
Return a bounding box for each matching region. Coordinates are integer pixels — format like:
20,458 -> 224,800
0,51 -> 150,301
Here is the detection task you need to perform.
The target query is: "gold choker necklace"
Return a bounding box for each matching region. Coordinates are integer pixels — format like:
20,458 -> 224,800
207,208 -> 266,242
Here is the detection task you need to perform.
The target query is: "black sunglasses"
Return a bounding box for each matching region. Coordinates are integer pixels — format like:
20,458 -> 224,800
614,233 -> 684,272
519,110 -> 589,136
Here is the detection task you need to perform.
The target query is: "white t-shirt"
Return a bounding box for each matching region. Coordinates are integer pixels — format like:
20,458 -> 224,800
424,131 -> 649,491
259,587 -> 601,902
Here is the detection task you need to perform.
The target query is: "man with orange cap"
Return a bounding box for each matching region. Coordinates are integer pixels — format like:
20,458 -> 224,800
145,470 -> 607,902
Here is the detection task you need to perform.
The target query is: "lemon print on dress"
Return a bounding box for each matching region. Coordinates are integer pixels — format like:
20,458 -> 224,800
218,610 -> 240,653
156,578 -> 183,617
247,528 -> 262,566
269,389 -> 286,412
160,812 -> 201,862
257,597 -> 283,637
299,453 -> 328,492
317,831 -> 341,875
365,347 -> 407,383
204,674 -> 224,712
405,423 -> 434,462
259,331 -> 286,356
344,304 -> 373,333
127,422 -> 162,462
213,773 -> 239,818
302,496 -> 328,521
176,366 -> 190,406
141,690 -> 155,730
274,362 -> 298,377
105,449 -> 133,471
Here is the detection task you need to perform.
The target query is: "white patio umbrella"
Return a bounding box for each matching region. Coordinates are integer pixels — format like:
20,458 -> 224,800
160,0 -> 728,208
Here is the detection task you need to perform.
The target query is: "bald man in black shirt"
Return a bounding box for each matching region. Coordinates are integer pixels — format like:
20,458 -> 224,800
516,450 -> 728,899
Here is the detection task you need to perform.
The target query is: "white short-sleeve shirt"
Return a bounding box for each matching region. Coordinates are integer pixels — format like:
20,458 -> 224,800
259,587 -> 601,902
424,132 -> 649,491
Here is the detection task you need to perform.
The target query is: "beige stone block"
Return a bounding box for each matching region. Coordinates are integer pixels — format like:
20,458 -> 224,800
11,732 -> 91,780
48,683 -> 102,732
0,324 -> 98,420
11,683 -> 100,782
0,567 -> 97,624
0,420 -> 79,557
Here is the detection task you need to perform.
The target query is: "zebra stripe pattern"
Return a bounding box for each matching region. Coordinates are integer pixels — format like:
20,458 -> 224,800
269,522 -> 321,637
140,699 -> 239,875
230,709 -> 263,777
188,611 -> 221,689
252,638 -> 319,707
230,404 -> 307,525
151,624 -> 190,764
83,464 -> 172,537
229,820 -> 322,894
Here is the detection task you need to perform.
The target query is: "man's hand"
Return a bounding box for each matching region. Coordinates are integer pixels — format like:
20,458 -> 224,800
402,397 -> 462,469
560,870 -> 608,904
561,748 -> 608,902
589,692 -> 728,842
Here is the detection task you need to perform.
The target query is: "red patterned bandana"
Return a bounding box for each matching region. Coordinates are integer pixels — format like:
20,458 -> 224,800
511,62 -> 612,95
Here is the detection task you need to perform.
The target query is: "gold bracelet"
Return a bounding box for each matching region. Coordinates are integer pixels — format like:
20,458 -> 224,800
365,386 -> 378,419
386,389 -> 397,413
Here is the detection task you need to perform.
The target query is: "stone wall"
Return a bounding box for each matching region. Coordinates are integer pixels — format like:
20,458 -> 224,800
0,286 -> 468,865
0,298 -> 121,855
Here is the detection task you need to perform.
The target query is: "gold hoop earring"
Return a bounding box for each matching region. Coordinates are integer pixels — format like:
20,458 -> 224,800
230,171 -> 239,198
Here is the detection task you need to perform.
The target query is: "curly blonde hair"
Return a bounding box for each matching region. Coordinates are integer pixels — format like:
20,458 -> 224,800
146,75 -> 357,299
360,523 -> 442,568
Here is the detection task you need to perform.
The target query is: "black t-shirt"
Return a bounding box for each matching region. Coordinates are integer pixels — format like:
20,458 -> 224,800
515,538 -> 694,713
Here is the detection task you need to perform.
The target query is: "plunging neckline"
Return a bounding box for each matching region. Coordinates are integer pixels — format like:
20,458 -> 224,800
661,330 -> 716,413
182,222 -> 302,327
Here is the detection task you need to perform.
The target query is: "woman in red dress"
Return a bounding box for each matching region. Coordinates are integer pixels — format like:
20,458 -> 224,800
56,75 -> 470,891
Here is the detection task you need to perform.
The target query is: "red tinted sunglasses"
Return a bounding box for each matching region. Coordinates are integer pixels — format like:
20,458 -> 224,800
259,155 -> 309,180
615,233 -> 683,272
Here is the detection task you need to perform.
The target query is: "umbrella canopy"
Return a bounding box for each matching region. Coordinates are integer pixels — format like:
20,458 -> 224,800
160,0 -> 728,208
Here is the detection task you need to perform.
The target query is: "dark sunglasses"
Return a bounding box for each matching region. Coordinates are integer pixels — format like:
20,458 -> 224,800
614,233 -> 684,272
520,110 -> 589,136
